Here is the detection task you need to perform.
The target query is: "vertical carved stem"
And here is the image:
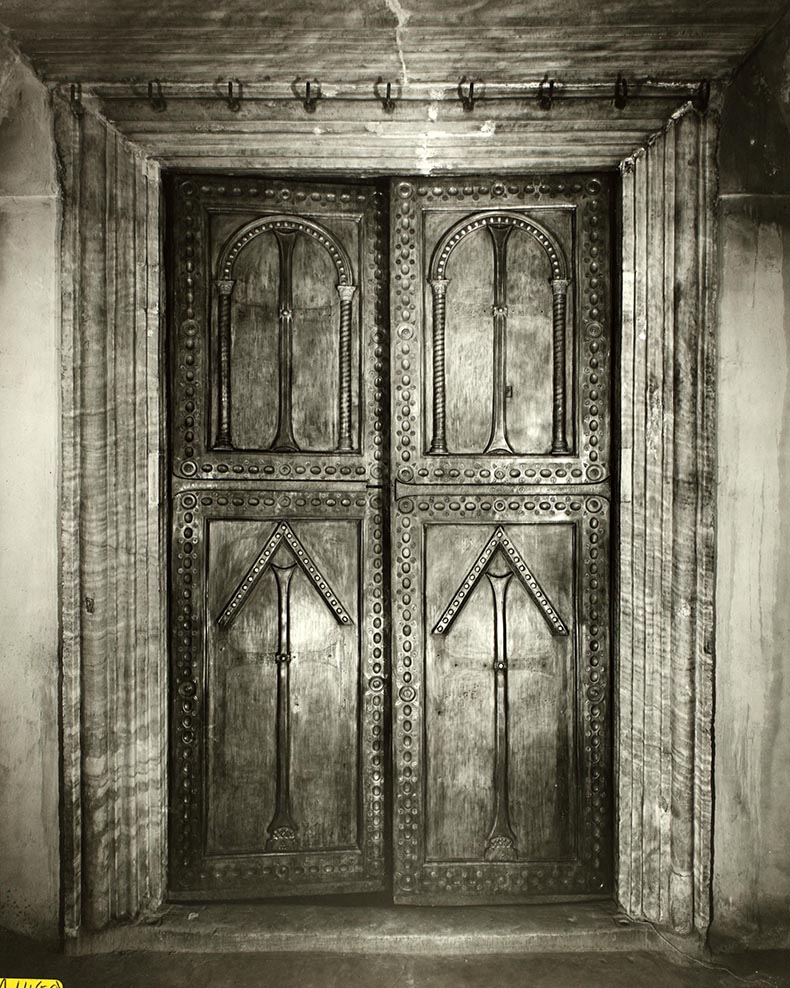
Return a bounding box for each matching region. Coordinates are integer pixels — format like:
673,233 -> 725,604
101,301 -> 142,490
215,279 -> 235,449
485,571 -> 518,861
272,230 -> 299,452
551,278 -> 571,454
336,284 -> 357,452
266,561 -> 299,853
428,278 -> 449,454
485,224 -> 515,455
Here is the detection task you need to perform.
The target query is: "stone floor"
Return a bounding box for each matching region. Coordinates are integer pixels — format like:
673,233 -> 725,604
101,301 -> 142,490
1,934 -> 789,988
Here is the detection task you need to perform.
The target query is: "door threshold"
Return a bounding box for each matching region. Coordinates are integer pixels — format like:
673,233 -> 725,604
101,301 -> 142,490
66,900 -> 657,955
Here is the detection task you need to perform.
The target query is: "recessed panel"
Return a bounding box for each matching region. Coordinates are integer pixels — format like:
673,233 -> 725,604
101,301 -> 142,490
227,233 -> 280,450
169,177 -> 383,483
206,518 -> 359,856
291,235 -> 343,451
170,490 -> 386,896
425,522 -> 575,863
443,230 -> 495,453
505,234 -> 554,454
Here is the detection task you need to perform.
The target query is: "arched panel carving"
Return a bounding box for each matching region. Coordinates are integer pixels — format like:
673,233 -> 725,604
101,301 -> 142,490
166,178 -> 387,902
427,211 -> 571,457
214,215 -> 357,454
391,177 -> 615,907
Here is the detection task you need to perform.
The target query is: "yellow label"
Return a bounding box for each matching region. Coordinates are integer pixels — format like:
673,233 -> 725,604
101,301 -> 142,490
0,980 -> 63,988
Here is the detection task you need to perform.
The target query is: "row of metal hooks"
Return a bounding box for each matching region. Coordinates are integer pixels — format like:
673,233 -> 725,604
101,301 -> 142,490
456,74 -> 557,112
69,75 -> 711,118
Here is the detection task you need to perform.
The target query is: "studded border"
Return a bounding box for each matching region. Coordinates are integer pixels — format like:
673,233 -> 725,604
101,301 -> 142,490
171,177 -> 387,482
390,175 -> 611,486
169,487 -> 386,894
392,493 -> 611,900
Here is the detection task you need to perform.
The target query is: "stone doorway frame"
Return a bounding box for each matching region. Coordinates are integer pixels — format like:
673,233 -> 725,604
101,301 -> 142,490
56,98 -> 717,942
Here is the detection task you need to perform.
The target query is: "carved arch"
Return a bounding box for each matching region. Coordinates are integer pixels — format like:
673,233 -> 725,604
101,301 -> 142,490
213,214 -> 357,452
217,213 -> 355,285
428,209 -> 568,282
426,210 -> 571,456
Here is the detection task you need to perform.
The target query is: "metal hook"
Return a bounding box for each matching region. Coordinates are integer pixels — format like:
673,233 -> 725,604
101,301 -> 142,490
458,76 -> 478,113
69,82 -> 84,120
148,79 -> 166,113
693,80 -> 710,113
537,73 -> 554,111
301,79 -> 321,113
374,76 -> 397,113
614,73 -> 628,110
226,80 -> 242,112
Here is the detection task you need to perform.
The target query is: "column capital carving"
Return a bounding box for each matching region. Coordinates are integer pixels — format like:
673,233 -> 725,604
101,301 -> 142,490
336,283 -> 357,303
430,278 -> 450,295
551,278 -> 571,295
216,279 -> 236,297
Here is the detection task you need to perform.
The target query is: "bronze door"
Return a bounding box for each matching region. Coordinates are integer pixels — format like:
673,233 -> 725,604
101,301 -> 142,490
390,177 -> 613,904
167,173 -> 613,904
168,176 -> 388,898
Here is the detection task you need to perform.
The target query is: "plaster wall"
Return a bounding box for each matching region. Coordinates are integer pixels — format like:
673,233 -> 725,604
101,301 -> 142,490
0,49 -> 60,939
713,7 -> 790,950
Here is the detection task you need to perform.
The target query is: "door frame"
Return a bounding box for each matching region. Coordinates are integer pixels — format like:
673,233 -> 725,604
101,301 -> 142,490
56,100 -> 717,940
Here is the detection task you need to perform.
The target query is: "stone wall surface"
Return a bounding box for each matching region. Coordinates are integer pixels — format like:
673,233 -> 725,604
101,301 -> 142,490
0,46 -> 60,940
713,5 -> 790,951
617,107 -> 717,939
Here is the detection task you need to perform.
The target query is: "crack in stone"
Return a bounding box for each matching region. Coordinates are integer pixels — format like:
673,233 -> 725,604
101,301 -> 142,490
383,0 -> 411,86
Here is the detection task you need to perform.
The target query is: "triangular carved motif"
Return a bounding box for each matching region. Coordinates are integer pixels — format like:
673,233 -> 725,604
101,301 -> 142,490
433,525 -> 569,636
216,520 -> 353,629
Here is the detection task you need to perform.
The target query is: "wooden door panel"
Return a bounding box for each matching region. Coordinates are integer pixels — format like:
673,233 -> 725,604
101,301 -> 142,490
424,520 -> 576,863
392,496 -> 610,902
170,177 -> 386,482
392,178 -> 611,487
205,517 -> 360,856
224,224 -> 280,450
168,175 -> 387,899
504,231 -> 557,453
391,176 -> 613,904
218,214 -> 361,453
422,204 -> 574,458
170,488 -> 386,897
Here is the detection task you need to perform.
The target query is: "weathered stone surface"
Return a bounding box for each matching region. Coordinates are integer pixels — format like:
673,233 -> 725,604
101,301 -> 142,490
618,106 -> 717,939
713,5 -> 790,951
56,103 -> 166,936
0,0 -> 785,85
78,89 -> 693,174
0,47 -> 60,942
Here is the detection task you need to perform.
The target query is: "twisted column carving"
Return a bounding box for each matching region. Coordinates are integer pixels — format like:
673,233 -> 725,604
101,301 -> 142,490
215,279 -> 236,449
551,278 -> 571,454
336,284 -> 357,452
428,278 -> 450,454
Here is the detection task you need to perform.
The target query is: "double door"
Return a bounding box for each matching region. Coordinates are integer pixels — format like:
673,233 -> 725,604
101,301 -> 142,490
168,174 -> 613,904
